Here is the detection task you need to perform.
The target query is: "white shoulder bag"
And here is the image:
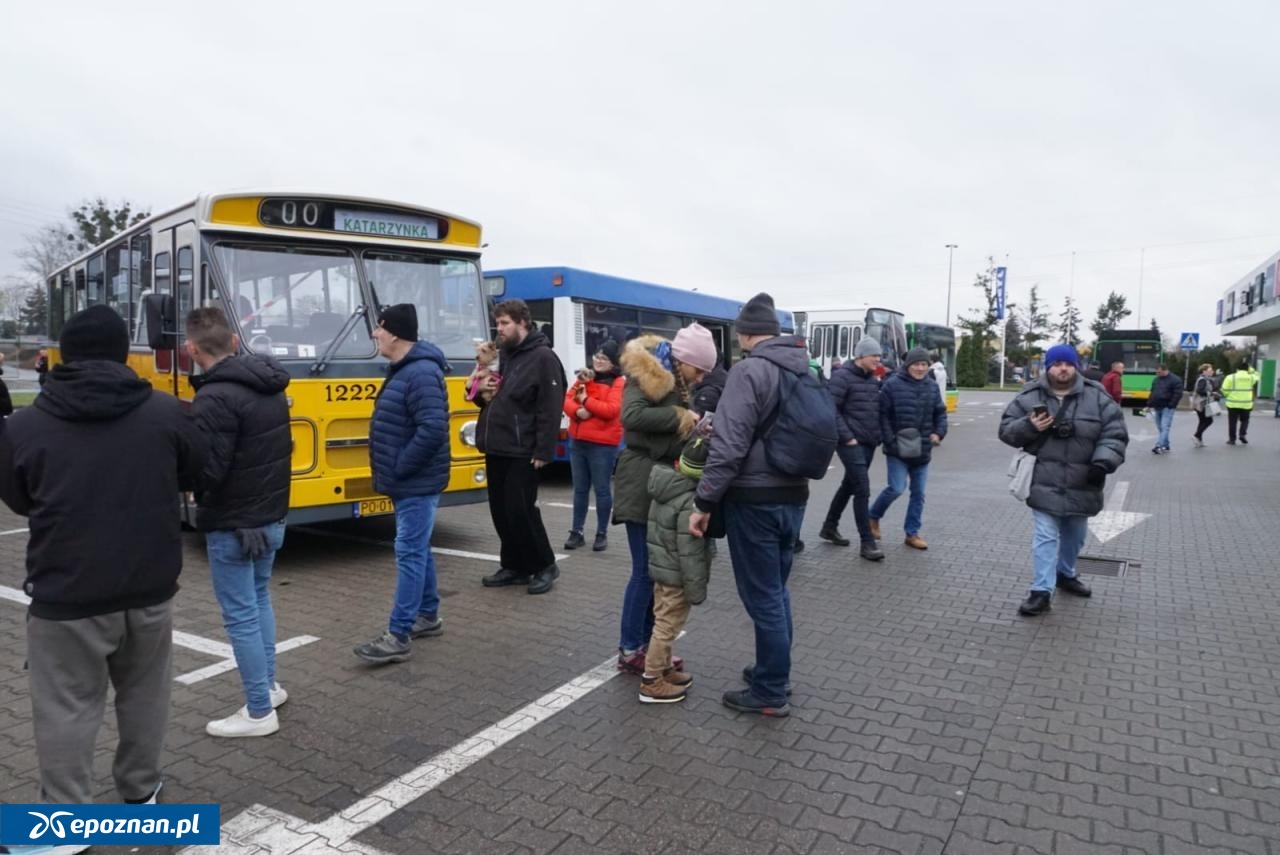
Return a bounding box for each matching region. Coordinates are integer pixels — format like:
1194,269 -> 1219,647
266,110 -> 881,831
1008,450 -> 1035,501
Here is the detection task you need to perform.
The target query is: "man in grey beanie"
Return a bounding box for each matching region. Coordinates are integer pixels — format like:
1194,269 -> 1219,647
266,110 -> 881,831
820,337 -> 886,559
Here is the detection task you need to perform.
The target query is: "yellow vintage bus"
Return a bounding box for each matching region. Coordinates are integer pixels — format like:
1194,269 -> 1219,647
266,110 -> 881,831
46,191 -> 490,524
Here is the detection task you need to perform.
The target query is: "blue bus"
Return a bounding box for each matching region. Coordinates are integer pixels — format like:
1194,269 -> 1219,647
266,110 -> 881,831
484,266 -> 795,460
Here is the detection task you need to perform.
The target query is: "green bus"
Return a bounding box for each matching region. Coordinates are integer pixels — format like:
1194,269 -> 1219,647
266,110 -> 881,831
905,321 -> 958,412
1094,329 -> 1162,407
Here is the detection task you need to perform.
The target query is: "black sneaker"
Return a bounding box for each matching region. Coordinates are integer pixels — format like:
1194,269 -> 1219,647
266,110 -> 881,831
592,532 -> 608,552
410,614 -> 444,638
1056,573 -> 1092,598
859,540 -> 885,561
722,688 -> 790,717
793,539 -> 806,554
527,563 -> 560,595
482,567 -> 531,587
1018,590 -> 1052,617
741,665 -> 793,696
819,525 -> 850,546
1241,437 -> 1249,444
563,531 -> 585,550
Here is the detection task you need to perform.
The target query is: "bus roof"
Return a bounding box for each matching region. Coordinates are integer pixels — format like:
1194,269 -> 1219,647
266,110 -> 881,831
49,190 -> 483,278
487,266 -> 795,327
1095,329 -> 1161,340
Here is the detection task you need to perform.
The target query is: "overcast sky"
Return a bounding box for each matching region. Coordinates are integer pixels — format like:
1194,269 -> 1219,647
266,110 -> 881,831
3,1 -> 1278,346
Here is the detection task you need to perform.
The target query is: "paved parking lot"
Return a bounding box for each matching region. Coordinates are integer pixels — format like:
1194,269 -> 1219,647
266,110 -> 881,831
2,390 -> 1279,854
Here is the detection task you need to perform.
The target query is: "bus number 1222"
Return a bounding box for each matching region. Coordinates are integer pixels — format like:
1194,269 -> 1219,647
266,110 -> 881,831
324,383 -> 380,402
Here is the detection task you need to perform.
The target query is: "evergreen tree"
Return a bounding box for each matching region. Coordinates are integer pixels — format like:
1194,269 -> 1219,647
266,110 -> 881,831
1020,284 -> 1050,358
1056,296 -> 1083,345
1089,291 -> 1132,339
20,286 -> 48,336
956,333 -> 987,387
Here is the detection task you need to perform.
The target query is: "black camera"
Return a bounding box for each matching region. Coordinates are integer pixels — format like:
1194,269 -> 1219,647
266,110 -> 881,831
1051,421 -> 1075,440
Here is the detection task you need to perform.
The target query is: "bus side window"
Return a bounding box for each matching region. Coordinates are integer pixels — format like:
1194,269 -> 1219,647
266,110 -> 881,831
837,326 -> 851,360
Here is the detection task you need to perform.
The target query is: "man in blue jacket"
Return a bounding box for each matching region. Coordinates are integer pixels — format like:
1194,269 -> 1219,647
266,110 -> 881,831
354,304 -> 451,664
1147,363 -> 1184,454
868,347 -> 948,550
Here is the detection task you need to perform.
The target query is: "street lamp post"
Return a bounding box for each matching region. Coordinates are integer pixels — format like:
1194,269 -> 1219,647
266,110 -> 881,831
944,244 -> 958,327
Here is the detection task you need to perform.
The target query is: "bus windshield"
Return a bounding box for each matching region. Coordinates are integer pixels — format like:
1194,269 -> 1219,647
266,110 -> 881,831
1096,340 -> 1161,372
866,308 -> 908,368
212,243 -> 374,359
365,253 -> 488,360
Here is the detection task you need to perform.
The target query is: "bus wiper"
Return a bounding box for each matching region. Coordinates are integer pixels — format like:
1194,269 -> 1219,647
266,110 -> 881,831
310,305 -> 368,374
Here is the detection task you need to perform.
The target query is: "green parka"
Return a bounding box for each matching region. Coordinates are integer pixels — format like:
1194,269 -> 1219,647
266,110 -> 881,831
645,464 -> 711,604
611,335 -> 690,525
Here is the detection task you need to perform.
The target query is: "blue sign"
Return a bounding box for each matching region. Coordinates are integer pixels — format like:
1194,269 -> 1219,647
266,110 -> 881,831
0,804 -> 220,847
1178,332 -> 1200,351
995,267 -> 1007,320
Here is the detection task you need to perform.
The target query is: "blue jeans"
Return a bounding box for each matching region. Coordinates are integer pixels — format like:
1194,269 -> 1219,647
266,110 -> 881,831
570,439 -> 618,535
207,522 -> 286,717
725,501 -> 804,706
1031,510 -> 1088,592
389,493 -> 441,638
869,456 -> 929,536
1154,407 -> 1175,450
619,521 -> 655,651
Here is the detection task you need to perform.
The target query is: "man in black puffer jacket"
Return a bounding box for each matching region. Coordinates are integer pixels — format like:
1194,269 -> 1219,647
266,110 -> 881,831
820,336 -> 885,560
474,299 -> 566,595
0,305 -> 205,805
868,347 -> 948,551
186,307 -> 292,738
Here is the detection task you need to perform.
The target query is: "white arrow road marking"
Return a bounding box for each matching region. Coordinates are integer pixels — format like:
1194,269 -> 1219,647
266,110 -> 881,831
1088,481 -> 1151,544
180,655 -> 623,855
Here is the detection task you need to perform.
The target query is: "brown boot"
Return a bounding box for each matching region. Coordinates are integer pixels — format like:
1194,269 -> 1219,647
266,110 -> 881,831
869,518 -> 881,540
639,674 -> 687,704
904,534 -> 928,550
664,668 -> 693,688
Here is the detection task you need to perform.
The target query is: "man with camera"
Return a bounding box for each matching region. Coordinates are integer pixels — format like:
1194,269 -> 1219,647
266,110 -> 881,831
999,344 -> 1128,617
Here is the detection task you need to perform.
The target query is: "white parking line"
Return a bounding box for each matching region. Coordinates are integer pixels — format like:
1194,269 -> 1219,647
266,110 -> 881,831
294,526 -> 568,562
181,655 -> 622,855
0,584 -> 319,685
0,528 -> 29,536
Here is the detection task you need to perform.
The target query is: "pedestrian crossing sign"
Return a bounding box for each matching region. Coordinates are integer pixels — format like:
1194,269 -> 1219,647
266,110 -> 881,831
1178,332 -> 1199,351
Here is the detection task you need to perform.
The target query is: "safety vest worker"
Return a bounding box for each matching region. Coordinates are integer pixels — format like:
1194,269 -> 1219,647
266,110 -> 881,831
1221,367 -> 1259,410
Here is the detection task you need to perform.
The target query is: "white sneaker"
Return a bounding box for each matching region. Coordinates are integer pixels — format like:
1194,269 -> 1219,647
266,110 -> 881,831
206,707 -> 279,738
269,682 -> 288,708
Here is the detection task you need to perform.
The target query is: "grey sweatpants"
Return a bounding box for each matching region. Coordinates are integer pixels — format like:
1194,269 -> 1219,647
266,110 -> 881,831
27,600 -> 173,803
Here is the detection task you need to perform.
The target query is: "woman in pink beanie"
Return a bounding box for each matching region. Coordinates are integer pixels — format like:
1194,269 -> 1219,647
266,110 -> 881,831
671,322 -> 718,376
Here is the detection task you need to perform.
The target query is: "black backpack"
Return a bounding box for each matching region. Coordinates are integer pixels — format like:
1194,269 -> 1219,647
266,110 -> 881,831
757,362 -> 838,479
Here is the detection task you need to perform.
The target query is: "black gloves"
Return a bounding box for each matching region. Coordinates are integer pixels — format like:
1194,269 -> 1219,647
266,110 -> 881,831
236,526 -> 271,559
1085,465 -> 1107,487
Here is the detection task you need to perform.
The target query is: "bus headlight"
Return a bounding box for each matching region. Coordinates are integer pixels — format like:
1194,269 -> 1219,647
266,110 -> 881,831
460,420 -> 478,447
474,468 -> 486,483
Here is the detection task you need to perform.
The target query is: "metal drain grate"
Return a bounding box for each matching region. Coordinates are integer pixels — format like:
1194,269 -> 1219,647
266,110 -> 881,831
1076,557 -> 1127,577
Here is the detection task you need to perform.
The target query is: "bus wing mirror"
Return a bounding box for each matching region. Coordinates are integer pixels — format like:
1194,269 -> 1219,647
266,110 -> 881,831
143,293 -> 176,351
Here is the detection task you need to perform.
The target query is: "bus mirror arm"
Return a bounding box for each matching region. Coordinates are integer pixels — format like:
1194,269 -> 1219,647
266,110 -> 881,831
310,305 -> 368,374
142,293 -> 177,351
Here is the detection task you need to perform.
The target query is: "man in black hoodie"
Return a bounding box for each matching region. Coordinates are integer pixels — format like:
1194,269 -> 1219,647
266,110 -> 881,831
0,305 -> 205,805
186,307 -> 292,738
473,299 -> 565,595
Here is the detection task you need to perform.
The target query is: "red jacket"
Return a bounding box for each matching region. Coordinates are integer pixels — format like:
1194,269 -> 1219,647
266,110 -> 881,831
563,374 -> 624,446
1101,370 -> 1123,403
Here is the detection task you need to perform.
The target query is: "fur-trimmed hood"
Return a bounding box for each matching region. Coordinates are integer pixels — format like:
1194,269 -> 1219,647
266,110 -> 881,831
620,335 -> 675,403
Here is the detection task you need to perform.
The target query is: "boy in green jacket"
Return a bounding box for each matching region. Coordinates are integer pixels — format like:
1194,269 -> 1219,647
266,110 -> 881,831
640,424 -> 713,703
